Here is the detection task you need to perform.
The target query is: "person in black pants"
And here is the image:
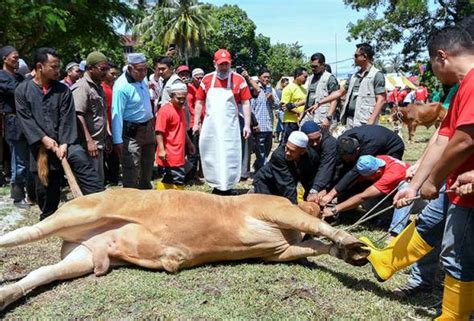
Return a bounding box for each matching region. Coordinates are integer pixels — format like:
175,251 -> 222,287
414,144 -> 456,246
320,124 -> 404,206
15,48 -> 103,220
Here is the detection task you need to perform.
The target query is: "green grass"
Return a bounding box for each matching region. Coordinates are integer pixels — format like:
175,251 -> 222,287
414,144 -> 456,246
0,124 -> 441,319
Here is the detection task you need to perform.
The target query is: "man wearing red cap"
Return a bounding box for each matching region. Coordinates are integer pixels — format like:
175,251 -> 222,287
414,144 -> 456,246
193,49 -> 252,195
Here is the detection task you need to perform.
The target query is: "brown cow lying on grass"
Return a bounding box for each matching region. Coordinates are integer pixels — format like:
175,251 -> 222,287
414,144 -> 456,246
0,189 -> 369,311
390,102 -> 447,142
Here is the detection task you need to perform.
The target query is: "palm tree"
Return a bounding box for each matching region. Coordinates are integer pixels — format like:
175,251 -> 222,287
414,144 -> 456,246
135,0 -> 213,65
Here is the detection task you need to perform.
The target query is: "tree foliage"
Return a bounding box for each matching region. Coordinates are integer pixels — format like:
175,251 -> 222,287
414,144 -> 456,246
0,0 -> 137,67
344,0 -> 474,61
135,3 -> 306,82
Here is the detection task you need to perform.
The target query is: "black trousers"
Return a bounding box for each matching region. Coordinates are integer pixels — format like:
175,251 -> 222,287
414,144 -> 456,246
36,144 -> 104,220
104,149 -> 120,185
280,122 -> 299,146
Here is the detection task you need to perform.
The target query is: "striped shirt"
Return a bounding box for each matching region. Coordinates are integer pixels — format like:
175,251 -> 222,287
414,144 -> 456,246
250,85 -> 280,132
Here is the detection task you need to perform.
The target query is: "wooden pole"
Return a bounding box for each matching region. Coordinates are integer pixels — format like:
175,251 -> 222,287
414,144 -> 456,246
61,158 -> 83,198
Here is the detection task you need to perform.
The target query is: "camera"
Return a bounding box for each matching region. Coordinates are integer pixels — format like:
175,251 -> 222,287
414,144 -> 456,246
236,66 -> 243,74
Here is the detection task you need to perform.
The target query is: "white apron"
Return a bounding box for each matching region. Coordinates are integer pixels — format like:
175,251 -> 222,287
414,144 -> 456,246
199,72 -> 242,190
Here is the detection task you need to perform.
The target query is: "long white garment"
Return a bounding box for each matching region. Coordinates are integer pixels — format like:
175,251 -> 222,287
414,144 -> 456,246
199,72 -> 241,191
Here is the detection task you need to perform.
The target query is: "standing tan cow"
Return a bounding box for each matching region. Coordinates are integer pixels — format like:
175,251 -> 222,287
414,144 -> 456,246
390,102 -> 447,142
0,189 -> 368,311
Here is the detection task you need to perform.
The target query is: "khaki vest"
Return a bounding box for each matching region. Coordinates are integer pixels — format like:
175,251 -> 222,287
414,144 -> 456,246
303,71 -> 333,125
341,65 -> 380,127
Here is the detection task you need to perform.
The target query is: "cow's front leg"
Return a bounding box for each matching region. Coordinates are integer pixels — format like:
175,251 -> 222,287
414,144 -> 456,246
263,205 -> 369,266
263,239 -> 331,262
0,242 -> 94,311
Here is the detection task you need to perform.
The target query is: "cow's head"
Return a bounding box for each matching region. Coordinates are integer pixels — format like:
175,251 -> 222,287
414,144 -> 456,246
298,201 -> 322,218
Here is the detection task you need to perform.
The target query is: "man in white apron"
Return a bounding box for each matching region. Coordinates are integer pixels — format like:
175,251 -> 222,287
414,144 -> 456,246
192,49 -> 252,195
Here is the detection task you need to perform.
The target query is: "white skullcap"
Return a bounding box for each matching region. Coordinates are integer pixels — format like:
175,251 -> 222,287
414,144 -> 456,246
169,82 -> 188,94
288,131 -> 308,148
127,53 -> 146,64
192,68 -> 204,77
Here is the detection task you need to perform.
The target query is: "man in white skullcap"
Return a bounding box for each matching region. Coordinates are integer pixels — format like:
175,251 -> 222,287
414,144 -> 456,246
155,82 -> 195,190
253,131 -> 320,204
111,52 -> 155,189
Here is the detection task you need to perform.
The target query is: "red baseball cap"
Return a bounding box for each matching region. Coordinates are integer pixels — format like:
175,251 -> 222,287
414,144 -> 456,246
176,65 -> 190,74
214,49 -> 232,65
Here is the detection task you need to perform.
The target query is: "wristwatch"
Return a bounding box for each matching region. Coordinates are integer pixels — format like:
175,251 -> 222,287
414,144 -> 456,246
326,115 -> 333,121
331,206 -> 339,216
309,189 -> 318,194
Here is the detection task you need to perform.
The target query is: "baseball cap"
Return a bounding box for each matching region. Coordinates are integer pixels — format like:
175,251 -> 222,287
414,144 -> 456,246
356,155 -> 386,176
214,49 -> 232,65
176,65 -> 190,74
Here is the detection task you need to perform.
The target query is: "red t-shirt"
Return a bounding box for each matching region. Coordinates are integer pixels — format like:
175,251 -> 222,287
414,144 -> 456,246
101,82 -> 113,126
415,86 -> 428,101
195,72 -> 252,105
187,83 -> 205,129
389,88 -> 399,103
398,90 -> 408,103
439,68 -> 474,207
364,155 -> 410,194
155,102 -> 187,167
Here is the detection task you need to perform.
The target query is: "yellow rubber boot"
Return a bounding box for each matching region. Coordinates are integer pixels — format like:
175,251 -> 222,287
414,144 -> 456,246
297,187 -> 305,203
435,275 -> 474,320
156,182 -> 174,190
175,184 -> 185,190
359,220 -> 433,282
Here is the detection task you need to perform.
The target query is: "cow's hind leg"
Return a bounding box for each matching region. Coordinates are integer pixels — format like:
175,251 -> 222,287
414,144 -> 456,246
0,242 -> 93,311
264,239 -> 332,262
263,205 -> 369,266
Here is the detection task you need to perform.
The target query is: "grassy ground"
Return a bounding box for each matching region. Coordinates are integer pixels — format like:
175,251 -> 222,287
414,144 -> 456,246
0,125 -> 441,319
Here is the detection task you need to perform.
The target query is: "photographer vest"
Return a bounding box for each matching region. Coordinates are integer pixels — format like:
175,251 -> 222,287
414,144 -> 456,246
341,65 -> 380,127
303,71 -> 332,125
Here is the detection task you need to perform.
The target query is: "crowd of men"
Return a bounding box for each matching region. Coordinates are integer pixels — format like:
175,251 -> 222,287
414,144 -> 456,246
0,15 -> 474,319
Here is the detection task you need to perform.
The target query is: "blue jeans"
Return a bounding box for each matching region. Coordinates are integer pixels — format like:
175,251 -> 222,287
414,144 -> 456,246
440,203 -> 474,282
7,137 -> 30,185
407,185 -> 448,287
389,182 -> 428,235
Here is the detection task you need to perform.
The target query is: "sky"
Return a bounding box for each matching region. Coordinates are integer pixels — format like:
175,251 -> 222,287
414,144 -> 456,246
208,0 -> 368,76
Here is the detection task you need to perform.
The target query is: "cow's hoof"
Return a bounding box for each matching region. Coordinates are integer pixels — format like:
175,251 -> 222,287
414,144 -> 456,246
330,243 -> 369,266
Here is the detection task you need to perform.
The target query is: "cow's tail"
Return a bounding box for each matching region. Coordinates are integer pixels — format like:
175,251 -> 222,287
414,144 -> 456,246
37,145 -> 49,186
0,218 -> 59,248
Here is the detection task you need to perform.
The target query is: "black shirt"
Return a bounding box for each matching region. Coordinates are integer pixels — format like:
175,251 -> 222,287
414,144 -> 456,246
15,78 -> 78,171
310,132 -> 338,192
0,70 -> 24,113
253,145 -> 320,204
334,125 -> 405,192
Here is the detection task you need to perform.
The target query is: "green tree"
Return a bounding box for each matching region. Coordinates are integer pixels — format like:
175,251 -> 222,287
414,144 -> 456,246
0,1 -> 137,66
266,42 -> 307,83
344,0 -> 474,61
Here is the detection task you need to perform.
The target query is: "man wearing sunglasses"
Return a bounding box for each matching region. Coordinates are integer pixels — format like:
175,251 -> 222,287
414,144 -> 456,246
303,53 -> 339,129
307,43 -> 385,129
72,51 -> 109,186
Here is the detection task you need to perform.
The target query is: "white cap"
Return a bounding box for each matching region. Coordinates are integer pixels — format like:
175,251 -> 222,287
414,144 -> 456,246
127,53 -> 146,64
169,82 -> 188,94
288,131 -> 308,148
192,68 -> 204,78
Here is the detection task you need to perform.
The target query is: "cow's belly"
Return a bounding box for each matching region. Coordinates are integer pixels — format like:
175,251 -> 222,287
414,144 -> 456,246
103,216 -> 299,271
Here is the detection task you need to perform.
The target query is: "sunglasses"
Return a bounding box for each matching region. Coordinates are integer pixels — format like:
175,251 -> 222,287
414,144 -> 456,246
311,64 -> 321,69
354,53 -> 365,58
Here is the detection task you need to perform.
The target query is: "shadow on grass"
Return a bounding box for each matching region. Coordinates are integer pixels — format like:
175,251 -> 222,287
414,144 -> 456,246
303,261 -> 441,318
